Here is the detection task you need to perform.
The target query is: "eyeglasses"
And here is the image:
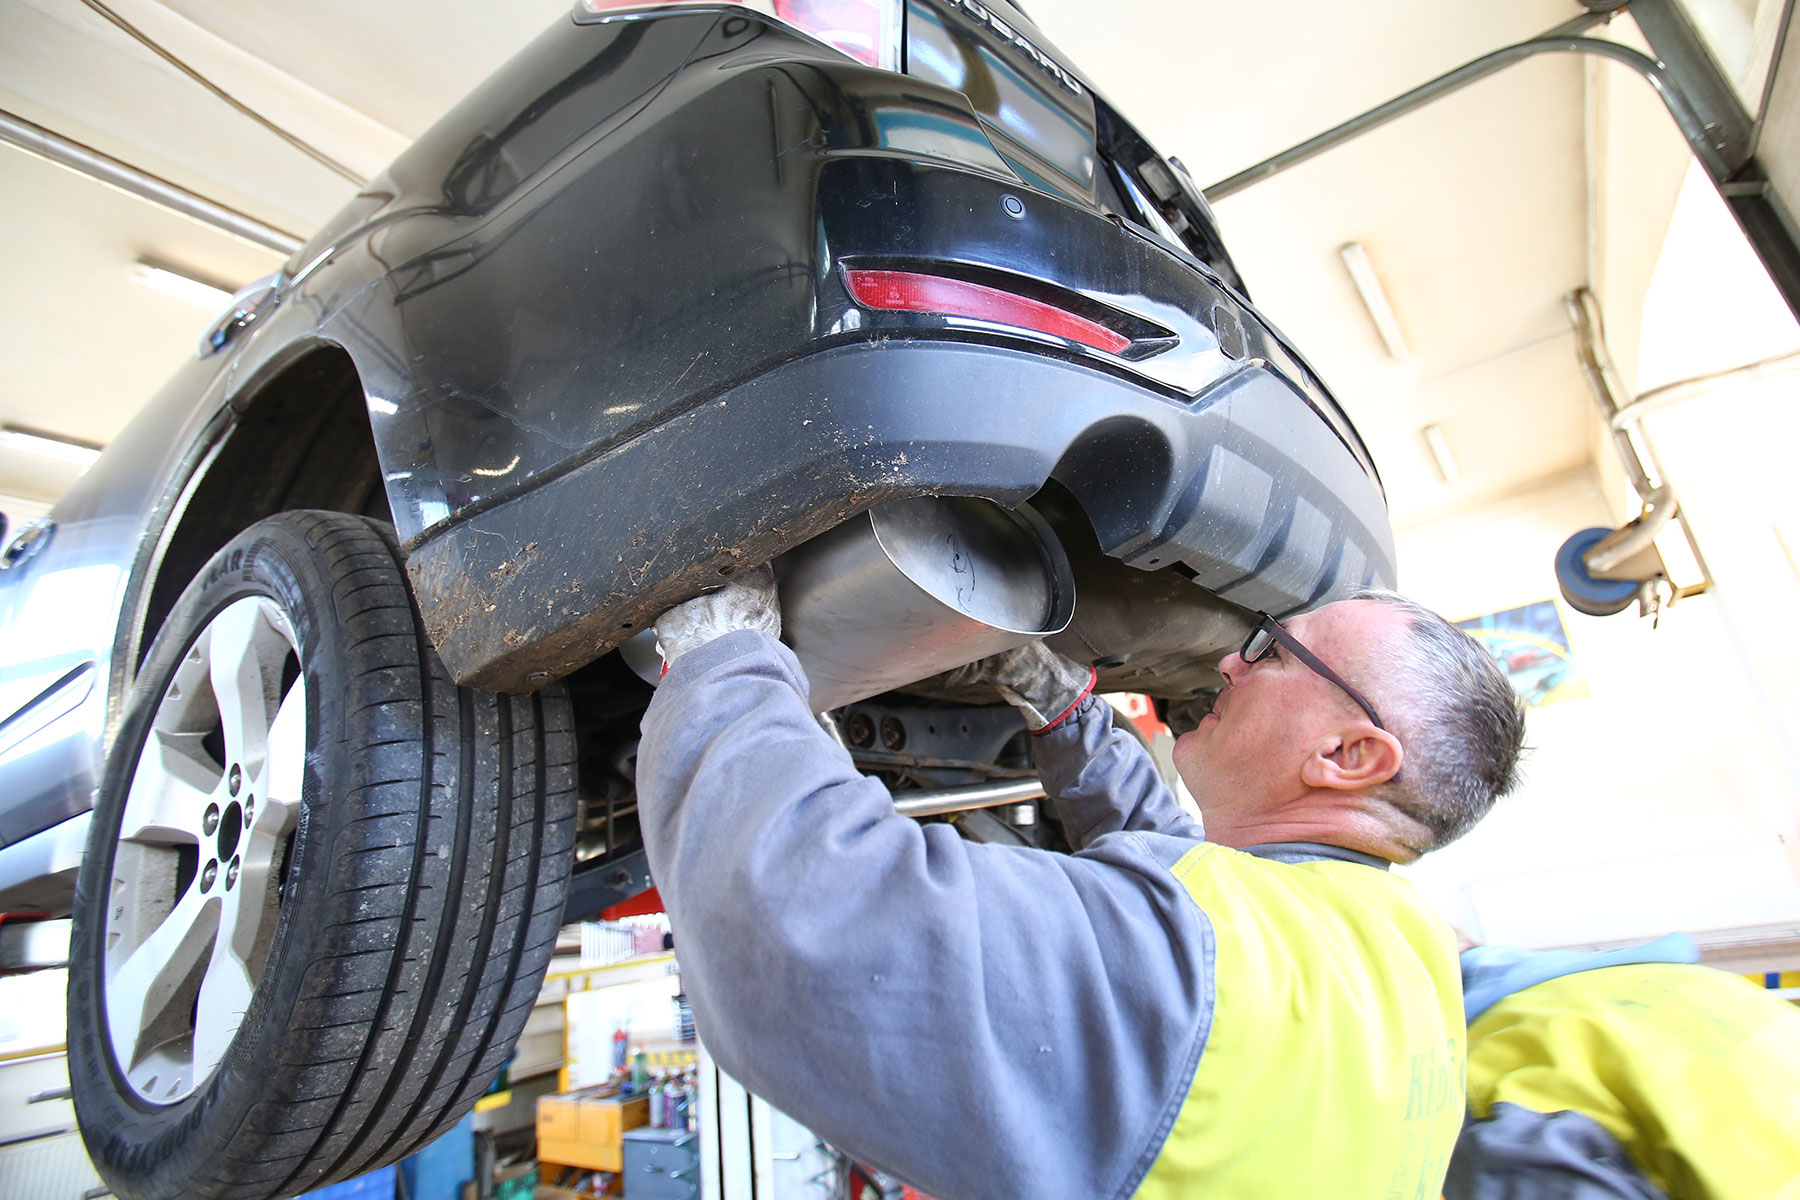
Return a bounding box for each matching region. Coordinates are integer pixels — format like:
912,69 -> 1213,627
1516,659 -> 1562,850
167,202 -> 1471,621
1239,614 -> 1387,731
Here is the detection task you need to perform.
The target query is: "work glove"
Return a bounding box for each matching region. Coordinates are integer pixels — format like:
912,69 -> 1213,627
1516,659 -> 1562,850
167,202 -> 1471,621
654,564 -> 781,666
940,641 -> 1096,733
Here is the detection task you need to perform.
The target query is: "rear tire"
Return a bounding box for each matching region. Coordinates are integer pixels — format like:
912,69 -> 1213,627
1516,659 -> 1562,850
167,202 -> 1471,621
68,511 -> 578,1200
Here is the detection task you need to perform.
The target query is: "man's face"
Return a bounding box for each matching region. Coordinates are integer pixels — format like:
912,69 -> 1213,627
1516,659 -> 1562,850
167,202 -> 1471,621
1171,600 -> 1403,820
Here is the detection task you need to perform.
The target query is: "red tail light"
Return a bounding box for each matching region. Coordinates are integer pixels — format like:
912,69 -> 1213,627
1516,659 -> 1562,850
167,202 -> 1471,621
844,269 -> 1133,356
575,0 -> 901,70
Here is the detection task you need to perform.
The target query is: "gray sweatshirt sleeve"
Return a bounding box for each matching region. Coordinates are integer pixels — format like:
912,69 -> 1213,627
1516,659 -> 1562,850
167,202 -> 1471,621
1031,696 -> 1205,848
637,631 -> 1216,1200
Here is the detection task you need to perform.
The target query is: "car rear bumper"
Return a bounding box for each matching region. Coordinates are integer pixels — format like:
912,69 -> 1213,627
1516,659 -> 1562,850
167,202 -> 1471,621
407,335 -> 1396,692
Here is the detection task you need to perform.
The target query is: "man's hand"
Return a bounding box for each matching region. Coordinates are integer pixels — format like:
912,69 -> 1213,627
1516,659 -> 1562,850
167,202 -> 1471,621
941,641 -> 1096,733
655,564 -> 781,665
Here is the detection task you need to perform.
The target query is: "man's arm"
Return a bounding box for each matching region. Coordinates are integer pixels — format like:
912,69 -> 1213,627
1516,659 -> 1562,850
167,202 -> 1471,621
637,630 -> 1214,1200
1031,695 -> 1205,849
1446,1106 -> 1671,1200
941,642 -> 1204,850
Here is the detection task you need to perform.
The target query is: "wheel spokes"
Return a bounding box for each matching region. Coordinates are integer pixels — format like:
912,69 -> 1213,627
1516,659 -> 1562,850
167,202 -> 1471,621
106,884 -> 218,1075
119,731 -> 217,845
192,888 -> 257,1082
207,600 -> 286,780
255,677 -> 307,836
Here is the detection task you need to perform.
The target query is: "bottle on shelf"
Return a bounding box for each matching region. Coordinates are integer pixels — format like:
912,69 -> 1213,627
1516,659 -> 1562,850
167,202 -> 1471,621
674,1069 -> 695,1133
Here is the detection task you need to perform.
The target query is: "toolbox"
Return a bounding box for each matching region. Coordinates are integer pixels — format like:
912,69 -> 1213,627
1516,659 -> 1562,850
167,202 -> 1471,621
536,1088 -> 650,1174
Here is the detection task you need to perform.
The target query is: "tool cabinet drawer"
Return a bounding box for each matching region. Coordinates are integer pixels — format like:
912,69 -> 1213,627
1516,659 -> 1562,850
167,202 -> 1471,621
624,1128 -> 698,1200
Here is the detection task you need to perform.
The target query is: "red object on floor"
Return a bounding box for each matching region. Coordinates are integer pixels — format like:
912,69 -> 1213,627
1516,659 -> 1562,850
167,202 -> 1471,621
601,886 -> 664,921
1112,691 -> 1170,742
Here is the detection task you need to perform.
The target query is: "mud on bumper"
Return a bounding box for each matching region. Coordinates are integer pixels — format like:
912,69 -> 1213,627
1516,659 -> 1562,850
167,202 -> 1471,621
406,337 -> 1396,693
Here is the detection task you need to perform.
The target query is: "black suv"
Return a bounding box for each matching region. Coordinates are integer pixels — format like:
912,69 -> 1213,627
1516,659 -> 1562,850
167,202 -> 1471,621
0,3 -> 1393,1197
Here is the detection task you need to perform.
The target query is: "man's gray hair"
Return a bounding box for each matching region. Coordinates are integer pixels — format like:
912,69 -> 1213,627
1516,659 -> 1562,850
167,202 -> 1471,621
1350,589 -> 1526,851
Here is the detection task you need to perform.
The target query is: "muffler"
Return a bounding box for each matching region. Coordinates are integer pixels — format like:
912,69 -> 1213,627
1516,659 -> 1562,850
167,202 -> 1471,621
774,496 -> 1075,712
621,497 -> 1076,710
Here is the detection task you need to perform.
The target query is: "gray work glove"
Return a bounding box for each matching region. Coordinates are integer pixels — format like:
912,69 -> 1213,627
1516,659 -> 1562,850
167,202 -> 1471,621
940,641 -> 1096,732
654,564 -> 781,666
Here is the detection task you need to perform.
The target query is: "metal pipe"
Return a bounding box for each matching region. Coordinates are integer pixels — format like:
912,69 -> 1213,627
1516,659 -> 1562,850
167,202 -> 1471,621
1563,288 -> 1712,589
0,108 -> 305,256
1626,0 -> 1755,173
1586,483 -> 1677,572
1204,13 -> 1728,201
1612,347 -> 1800,428
892,778 -> 1047,818
1563,288 -> 1661,499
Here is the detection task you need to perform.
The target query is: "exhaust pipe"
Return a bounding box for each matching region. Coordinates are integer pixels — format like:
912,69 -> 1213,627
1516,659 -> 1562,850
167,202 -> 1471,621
622,496 -> 1076,711
891,777 -> 1047,818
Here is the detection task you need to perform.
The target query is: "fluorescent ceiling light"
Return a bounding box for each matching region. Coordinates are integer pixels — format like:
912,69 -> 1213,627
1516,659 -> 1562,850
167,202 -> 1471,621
1339,242 -> 1411,361
130,261 -> 233,311
0,425 -> 103,469
1421,422 -> 1461,485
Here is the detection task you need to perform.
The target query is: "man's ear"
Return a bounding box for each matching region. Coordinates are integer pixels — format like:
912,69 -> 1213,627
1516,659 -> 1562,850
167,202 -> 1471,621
1300,726 -> 1404,791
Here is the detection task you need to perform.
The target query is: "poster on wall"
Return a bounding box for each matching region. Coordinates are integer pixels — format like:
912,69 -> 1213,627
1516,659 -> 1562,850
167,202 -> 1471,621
1455,600 -> 1589,708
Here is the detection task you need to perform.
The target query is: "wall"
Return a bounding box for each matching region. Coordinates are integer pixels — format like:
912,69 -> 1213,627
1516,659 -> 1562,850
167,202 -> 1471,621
1393,469 -> 1800,957
1633,165 -> 1800,766
563,963 -> 684,1090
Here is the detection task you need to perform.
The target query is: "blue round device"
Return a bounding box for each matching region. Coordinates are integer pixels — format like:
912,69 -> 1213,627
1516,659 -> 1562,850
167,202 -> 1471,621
1555,526 -> 1641,616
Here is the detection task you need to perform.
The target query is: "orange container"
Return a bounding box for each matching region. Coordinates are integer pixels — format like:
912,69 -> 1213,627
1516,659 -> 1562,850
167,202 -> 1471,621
536,1089 -> 649,1173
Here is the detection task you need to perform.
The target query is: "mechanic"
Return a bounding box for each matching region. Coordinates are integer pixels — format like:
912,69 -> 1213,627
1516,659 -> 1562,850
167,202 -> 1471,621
636,569 -> 1526,1199
1446,933 -> 1800,1200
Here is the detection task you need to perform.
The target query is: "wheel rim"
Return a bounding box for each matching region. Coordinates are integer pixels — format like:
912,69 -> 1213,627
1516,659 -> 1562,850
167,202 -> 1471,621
103,595 -> 307,1104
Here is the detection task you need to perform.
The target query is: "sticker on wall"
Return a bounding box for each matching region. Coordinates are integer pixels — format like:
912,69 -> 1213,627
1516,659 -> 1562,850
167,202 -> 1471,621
1455,600 -> 1589,708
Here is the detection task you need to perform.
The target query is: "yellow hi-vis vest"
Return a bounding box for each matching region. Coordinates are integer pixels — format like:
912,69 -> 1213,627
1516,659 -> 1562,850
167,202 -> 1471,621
1134,843 -> 1466,1200
1466,962 -> 1800,1200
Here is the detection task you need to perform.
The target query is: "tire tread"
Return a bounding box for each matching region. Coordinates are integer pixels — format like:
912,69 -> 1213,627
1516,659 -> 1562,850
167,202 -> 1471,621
69,511 -> 578,1200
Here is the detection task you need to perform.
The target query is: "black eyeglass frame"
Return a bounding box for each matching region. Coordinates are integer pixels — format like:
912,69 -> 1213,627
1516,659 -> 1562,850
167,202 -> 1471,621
1240,614 -> 1388,732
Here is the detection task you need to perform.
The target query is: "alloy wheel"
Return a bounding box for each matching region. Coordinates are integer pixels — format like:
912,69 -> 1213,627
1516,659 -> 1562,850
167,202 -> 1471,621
102,596 -> 306,1104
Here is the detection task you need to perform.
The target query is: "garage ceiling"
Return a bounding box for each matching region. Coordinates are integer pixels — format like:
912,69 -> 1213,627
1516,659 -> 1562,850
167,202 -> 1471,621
0,0 -> 1634,542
